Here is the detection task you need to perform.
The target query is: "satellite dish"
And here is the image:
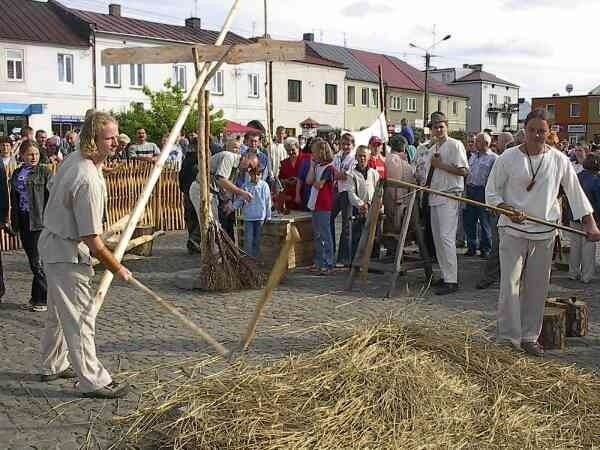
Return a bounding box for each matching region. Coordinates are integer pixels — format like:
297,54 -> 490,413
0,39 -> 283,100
566,84 -> 574,94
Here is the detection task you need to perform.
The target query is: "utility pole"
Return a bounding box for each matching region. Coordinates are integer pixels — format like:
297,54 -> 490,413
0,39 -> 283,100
264,0 -> 273,142
410,31 -> 451,128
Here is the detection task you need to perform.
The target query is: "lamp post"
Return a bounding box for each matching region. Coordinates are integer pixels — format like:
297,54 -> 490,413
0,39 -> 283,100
409,34 -> 451,128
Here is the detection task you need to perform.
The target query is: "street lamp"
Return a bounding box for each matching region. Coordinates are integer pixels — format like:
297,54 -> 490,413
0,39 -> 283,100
409,34 -> 451,128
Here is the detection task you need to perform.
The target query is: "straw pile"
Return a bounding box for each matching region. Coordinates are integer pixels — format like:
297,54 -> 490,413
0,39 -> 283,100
112,320 -> 600,449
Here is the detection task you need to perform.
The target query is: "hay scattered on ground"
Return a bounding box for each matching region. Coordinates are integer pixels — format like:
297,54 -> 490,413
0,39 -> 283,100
112,320 -> 600,449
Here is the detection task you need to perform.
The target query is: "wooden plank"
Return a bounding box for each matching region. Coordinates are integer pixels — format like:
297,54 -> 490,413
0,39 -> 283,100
101,40 -> 306,66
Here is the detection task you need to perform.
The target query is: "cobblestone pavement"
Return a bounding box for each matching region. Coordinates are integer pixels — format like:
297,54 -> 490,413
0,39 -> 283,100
1,231 -> 599,449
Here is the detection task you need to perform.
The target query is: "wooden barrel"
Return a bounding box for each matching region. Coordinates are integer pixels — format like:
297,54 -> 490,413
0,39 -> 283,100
129,224 -> 155,256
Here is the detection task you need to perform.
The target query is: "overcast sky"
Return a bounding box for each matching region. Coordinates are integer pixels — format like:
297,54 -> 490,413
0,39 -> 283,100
61,0 -> 599,101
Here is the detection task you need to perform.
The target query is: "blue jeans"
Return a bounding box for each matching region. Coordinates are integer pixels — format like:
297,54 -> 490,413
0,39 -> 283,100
244,220 -> 263,257
463,184 -> 492,253
313,211 -> 333,269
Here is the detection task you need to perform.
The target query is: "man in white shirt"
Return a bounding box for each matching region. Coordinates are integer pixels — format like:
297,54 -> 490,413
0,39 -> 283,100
348,145 -> 380,259
427,112 -> 469,295
486,109 -> 600,356
127,128 -> 160,162
269,126 -> 288,180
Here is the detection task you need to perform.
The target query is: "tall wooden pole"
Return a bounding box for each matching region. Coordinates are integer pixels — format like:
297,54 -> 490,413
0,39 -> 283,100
264,0 -> 273,144
93,0 -> 243,312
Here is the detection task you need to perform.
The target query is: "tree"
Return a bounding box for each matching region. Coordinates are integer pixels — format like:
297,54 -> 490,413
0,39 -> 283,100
114,81 -> 226,144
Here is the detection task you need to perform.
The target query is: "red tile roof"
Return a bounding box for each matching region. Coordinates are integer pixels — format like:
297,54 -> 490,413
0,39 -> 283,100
350,49 -> 467,98
68,8 -> 248,45
0,0 -> 89,47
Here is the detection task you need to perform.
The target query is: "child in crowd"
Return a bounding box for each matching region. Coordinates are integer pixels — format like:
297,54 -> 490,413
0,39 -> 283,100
9,141 -> 52,312
234,166 -> 271,258
568,153 -> 600,283
306,140 -> 335,275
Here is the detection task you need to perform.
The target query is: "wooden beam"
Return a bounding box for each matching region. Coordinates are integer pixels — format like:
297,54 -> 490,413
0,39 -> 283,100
101,39 -> 305,66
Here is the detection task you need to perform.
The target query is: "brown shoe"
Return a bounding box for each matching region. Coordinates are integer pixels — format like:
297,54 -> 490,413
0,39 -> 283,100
40,367 -> 77,382
522,341 -> 544,357
82,381 -> 130,399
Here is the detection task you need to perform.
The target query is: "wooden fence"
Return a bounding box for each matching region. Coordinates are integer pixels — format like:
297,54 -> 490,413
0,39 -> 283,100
1,160 -> 185,251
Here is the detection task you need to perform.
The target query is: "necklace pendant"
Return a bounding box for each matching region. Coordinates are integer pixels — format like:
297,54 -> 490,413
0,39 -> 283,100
526,180 -> 535,191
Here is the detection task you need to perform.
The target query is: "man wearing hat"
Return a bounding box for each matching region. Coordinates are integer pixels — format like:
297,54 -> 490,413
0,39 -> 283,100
427,112 -> 469,294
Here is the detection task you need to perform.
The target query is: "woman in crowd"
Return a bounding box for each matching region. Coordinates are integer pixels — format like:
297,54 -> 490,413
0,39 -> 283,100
295,137 -> 319,210
277,137 -> 302,212
306,139 -> 335,275
9,141 -> 52,312
0,137 -> 17,176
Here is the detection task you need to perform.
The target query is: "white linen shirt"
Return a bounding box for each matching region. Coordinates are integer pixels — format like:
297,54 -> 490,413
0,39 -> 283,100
486,145 -> 593,240
333,150 -> 357,192
429,137 -> 469,206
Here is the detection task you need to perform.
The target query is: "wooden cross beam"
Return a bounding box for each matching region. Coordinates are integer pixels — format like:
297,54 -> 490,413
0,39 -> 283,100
101,39 -> 305,66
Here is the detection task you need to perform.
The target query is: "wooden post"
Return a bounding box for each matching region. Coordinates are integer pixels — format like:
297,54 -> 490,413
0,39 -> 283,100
204,90 -> 211,199
197,87 -> 210,258
93,0 -> 243,312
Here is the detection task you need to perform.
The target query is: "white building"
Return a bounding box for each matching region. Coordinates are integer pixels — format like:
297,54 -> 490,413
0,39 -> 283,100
0,0 -> 267,137
271,44 -> 347,136
430,64 -> 519,134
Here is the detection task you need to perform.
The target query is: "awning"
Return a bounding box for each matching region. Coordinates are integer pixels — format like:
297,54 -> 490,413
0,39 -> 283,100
0,103 -> 44,115
224,120 -> 261,135
52,115 -> 85,123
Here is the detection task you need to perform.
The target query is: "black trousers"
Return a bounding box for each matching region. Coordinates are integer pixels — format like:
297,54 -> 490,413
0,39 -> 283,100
183,193 -> 201,245
0,250 -> 5,299
18,213 -> 47,305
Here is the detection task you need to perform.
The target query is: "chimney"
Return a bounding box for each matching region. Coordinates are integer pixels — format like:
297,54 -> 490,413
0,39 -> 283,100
302,32 -> 315,42
108,4 -> 121,17
185,17 -> 202,30
463,63 -> 483,71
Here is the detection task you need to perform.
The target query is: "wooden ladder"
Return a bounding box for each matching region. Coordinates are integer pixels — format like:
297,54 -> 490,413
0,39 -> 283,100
346,181 -> 433,298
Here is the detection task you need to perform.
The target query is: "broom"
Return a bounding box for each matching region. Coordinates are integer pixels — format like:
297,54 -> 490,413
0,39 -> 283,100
194,64 -> 265,292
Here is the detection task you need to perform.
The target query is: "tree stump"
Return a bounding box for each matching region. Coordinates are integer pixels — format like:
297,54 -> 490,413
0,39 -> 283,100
129,224 -> 155,256
539,307 -> 566,350
546,298 -> 588,337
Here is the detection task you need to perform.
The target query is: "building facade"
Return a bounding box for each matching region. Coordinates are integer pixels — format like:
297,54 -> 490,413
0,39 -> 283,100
430,65 -> 519,134
0,0 -> 267,137
531,95 -> 589,144
271,45 -> 346,136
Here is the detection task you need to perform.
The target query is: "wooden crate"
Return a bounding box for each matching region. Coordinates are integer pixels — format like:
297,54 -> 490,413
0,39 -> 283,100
240,212 -> 314,269
539,307 -> 566,350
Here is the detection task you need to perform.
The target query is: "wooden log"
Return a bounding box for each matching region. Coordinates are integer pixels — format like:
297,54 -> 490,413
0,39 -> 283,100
101,40 -> 306,66
546,298 -> 588,337
539,307 -> 566,350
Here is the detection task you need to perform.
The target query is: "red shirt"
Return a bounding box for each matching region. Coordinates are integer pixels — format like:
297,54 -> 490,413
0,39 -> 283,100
279,156 -> 302,210
369,156 -> 386,180
314,165 -> 335,212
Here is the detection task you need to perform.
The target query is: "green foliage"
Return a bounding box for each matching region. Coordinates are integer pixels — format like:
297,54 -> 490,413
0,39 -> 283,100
449,130 -> 467,143
114,81 -> 226,143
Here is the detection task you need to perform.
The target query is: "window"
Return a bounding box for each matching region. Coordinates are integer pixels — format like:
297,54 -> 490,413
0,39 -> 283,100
442,71 -> 454,83
129,64 -> 144,88
361,88 -> 369,106
570,103 -> 581,117
347,86 -> 355,106
173,64 -> 186,91
598,100 -> 600,115
371,89 -> 379,108
211,70 -> 224,95
6,49 -> 24,81
57,53 -> 73,83
105,64 -> 120,87
453,101 -> 458,115
407,97 -> 417,112
546,104 -> 556,120
288,79 -> 302,102
248,73 -> 259,98
325,84 -> 338,105
504,96 -> 511,105
489,94 -> 497,105
488,113 -> 498,126
390,95 -> 402,111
